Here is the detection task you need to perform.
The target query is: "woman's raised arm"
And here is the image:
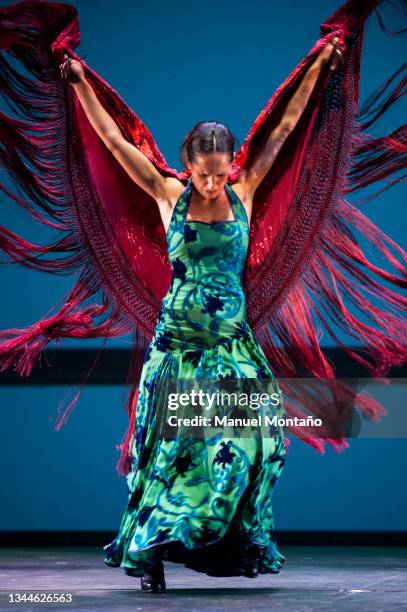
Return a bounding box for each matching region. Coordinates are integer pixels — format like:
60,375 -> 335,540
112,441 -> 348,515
60,56 -> 168,202
240,37 -> 344,196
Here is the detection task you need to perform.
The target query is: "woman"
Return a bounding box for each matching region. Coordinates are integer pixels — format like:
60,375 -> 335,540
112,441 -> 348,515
58,38 -> 343,593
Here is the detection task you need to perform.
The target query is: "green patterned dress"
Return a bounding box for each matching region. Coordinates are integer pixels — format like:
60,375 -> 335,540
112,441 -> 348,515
103,178 -> 287,577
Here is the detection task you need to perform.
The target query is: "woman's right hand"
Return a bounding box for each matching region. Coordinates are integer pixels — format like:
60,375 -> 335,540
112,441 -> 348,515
319,36 -> 344,72
59,54 -> 85,85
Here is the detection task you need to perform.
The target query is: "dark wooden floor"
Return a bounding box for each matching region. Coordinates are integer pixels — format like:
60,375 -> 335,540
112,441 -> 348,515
1,546 -> 406,611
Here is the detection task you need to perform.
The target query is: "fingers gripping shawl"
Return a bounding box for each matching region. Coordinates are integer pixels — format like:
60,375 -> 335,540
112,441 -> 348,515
0,0 -> 406,475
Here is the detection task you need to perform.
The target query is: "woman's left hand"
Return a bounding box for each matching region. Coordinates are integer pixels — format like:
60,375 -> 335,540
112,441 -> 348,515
319,36 -> 345,72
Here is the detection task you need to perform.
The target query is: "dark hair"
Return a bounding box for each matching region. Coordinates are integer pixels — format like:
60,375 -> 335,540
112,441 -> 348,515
179,120 -> 239,168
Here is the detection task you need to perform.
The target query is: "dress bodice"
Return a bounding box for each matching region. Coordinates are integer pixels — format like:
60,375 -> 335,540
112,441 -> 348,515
166,177 -> 249,282
153,178 -> 252,352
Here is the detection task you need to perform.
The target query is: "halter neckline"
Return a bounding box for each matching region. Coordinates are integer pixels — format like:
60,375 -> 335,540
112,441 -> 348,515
185,178 -> 237,225
165,178 -> 249,242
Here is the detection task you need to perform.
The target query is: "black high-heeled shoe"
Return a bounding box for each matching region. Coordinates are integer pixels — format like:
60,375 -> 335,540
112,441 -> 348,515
237,562 -> 259,578
140,559 -> 166,593
234,544 -> 260,578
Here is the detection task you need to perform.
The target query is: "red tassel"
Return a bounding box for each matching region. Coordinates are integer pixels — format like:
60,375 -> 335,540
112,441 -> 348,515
345,61 -> 407,202
50,337 -> 109,431
116,387 -> 139,477
115,327 -> 150,476
0,275 -> 130,376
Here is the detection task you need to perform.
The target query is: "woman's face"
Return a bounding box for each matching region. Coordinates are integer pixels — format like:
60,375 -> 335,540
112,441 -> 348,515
187,152 -> 232,199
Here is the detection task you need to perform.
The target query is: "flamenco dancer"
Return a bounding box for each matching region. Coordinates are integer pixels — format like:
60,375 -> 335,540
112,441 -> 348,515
0,0 -> 406,596
61,29 -> 342,593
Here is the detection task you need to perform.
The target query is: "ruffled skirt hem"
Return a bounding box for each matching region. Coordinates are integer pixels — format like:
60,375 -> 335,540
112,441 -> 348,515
103,532 -> 286,578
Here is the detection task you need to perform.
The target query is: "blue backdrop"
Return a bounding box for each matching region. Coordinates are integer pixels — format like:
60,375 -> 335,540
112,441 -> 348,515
0,0 -> 406,532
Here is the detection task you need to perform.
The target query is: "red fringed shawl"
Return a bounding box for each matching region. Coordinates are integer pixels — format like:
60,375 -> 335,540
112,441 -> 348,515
0,0 -> 406,475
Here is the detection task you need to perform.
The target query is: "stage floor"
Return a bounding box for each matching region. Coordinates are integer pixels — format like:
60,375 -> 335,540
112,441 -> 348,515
0,546 -> 406,611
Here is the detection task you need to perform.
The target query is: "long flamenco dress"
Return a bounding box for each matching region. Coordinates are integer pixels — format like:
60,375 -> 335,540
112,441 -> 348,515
103,179 -> 287,576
